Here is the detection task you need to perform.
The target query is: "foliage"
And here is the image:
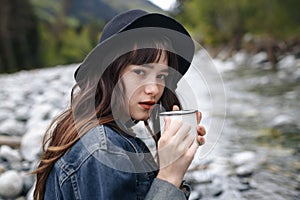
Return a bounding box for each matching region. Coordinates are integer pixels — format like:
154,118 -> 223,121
2,0 -> 299,73
0,0 -> 162,73
177,0 -> 300,47
30,0 -> 104,68
37,21 -> 102,67
0,0 -> 41,73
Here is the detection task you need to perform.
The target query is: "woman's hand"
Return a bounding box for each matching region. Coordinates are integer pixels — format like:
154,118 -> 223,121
173,105 -> 206,146
156,105 -> 206,188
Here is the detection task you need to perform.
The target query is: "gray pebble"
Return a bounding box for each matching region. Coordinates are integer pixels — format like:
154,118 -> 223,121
0,170 -> 23,198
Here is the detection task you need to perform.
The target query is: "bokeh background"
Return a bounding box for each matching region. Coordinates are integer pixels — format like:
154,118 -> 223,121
0,0 -> 299,199
0,0 -> 299,73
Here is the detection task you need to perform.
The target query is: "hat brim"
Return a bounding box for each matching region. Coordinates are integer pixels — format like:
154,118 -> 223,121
123,13 -> 195,75
74,13 -> 195,84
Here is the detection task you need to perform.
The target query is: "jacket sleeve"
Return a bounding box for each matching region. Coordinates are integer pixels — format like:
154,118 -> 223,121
145,178 -> 189,200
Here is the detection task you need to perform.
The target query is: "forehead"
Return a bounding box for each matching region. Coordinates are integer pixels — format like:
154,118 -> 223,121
142,62 -> 169,71
144,49 -> 168,68
124,49 -> 169,69
146,49 -> 169,65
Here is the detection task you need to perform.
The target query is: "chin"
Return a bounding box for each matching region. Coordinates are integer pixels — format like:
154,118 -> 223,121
131,113 -> 150,121
134,116 -> 149,121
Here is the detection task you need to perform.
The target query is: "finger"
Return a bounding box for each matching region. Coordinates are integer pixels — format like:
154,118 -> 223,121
164,118 -> 182,137
196,135 -> 205,146
176,131 -> 194,155
172,105 -> 180,111
163,117 -> 171,132
184,142 -> 199,161
173,123 -> 191,144
197,125 -> 206,136
196,111 -> 202,124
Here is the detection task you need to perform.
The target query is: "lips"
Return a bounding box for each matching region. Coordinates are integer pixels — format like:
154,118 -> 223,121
139,100 -> 155,110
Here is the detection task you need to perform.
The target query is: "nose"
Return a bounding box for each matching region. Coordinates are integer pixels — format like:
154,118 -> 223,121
144,82 -> 160,96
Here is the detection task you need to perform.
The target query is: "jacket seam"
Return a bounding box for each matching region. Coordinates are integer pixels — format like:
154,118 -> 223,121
58,125 -> 107,185
59,145 -> 99,186
70,174 -> 81,200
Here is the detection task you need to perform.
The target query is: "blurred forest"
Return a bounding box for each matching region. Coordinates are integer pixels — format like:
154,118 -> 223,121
0,0 -> 162,73
176,0 -> 300,70
0,0 -> 299,73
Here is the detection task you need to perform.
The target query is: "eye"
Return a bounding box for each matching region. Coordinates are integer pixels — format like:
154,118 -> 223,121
133,69 -> 145,76
157,74 -> 168,80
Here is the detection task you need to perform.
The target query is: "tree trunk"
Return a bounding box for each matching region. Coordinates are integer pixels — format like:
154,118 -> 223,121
0,0 -> 16,71
266,37 -> 278,71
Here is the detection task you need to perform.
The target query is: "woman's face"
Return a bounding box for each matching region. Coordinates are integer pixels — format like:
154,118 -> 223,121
120,52 -> 169,121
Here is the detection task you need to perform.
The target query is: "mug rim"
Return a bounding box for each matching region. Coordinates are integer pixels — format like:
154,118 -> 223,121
159,109 -> 197,116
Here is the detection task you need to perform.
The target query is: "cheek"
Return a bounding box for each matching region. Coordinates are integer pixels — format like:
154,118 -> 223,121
157,85 -> 165,98
122,80 -> 141,107
125,83 -> 140,101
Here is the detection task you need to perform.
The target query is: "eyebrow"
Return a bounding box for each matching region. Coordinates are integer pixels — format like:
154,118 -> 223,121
142,64 -> 169,72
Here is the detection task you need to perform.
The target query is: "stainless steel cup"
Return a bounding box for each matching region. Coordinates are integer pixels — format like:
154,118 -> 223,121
159,109 -> 197,140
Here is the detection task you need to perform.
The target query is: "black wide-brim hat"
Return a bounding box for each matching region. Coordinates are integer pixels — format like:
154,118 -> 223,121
74,9 -> 195,85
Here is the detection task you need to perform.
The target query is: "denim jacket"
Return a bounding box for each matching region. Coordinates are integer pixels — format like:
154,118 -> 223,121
44,124 -> 189,200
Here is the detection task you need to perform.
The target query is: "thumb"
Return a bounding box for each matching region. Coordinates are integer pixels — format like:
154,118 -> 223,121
172,105 -> 180,111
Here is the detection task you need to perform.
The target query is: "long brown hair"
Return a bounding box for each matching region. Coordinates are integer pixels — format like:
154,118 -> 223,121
33,39 -> 182,200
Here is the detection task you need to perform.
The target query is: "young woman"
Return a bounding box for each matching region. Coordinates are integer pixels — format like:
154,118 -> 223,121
33,9 -> 206,200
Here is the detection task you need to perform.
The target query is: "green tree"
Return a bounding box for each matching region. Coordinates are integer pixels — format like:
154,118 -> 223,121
177,0 -> 256,47
33,0 -> 103,67
0,0 -> 40,72
59,27 -> 94,63
177,0 -> 300,70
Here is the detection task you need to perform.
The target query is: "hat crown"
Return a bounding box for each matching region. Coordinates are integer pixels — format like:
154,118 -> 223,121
99,9 -> 148,43
74,9 -> 195,84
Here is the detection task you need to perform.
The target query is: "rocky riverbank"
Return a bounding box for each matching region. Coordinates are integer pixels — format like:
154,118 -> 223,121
0,51 -> 299,199
0,65 -> 76,200
186,50 -> 300,200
